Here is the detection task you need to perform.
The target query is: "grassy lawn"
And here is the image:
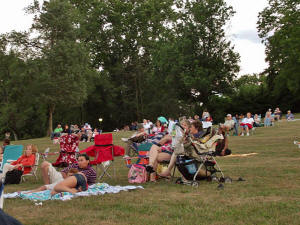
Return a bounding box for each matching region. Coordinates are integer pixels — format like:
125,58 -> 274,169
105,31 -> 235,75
3,118 -> 300,225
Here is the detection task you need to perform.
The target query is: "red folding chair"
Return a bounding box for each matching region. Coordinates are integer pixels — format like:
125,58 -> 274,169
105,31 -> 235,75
80,133 -> 124,180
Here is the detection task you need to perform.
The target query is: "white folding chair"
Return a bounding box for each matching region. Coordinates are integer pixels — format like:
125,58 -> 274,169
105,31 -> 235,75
21,153 -> 40,182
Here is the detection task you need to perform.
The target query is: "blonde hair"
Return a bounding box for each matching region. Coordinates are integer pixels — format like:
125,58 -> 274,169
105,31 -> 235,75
24,144 -> 38,155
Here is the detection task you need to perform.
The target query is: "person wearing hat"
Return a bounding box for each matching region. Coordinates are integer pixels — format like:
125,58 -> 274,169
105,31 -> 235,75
122,123 -> 147,157
223,114 -> 235,135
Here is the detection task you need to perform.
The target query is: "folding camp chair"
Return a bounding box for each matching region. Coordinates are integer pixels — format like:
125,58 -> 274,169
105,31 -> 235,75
0,145 -> 23,173
52,135 -> 79,168
80,133 -> 125,180
21,153 -> 40,182
124,142 -> 153,168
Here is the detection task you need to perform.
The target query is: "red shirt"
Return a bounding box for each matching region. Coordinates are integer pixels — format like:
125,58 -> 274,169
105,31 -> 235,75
11,154 -> 35,174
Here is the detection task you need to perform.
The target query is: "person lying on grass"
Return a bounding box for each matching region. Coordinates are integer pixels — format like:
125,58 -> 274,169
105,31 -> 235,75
25,168 -> 80,193
51,169 -> 88,195
40,154 -> 96,191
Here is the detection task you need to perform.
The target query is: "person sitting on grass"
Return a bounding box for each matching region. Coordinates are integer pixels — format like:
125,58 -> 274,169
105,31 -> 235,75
274,108 -> 282,121
240,112 -> 254,136
223,114 -> 235,135
40,154 -> 96,191
215,126 -> 232,156
253,114 -> 261,127
264,110 -> 273,127
51,124 -> 63,140
0,144 -> 37,182
286,110 -> 295,121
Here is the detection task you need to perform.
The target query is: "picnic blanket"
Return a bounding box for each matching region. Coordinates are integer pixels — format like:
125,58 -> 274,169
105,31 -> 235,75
4,183 -> 143,201
224,153 -> 258,157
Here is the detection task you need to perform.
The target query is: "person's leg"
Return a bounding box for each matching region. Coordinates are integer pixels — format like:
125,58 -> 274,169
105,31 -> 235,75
124,140 -> 134,156
41,161 -> 63,185
87,131 -> 92,142
53,176 -> 78,195
159,153 -> 176,177
245,126 -> 249,136
0,163 -> 15,179
148,145 -> 161,167
41,161 -> 51,184
26,185 -> 47,194
158,135 -> 172,146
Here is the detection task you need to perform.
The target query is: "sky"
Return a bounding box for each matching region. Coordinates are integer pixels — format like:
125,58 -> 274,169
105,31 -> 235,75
0,0 -> 269,76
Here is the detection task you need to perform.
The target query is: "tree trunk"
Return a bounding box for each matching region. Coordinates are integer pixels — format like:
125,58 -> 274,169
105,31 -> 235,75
47,104 -> 55,137
134,73 -> 140,121
11,130 -> 18,141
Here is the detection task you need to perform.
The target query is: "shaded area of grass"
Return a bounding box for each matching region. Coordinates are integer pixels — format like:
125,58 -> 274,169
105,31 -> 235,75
3,119 -> 300,225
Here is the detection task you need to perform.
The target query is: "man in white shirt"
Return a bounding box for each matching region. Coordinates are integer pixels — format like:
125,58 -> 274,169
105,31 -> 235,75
224,114 -> 235,134
240,112 -> 254,136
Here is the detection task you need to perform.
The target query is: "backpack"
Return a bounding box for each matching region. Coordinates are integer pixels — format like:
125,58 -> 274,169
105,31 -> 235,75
4,169 -> 23,185
128,164 -> 147,183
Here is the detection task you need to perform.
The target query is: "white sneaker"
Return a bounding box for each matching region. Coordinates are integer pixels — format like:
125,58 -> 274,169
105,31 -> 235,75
123,155 -> 130,158
241,133 -> 244,136
247,133 -> 249,136
121,138 -> 129,142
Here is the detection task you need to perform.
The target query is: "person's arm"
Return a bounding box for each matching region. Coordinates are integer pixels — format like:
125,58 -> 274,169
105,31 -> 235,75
61,164 -> 73,178
61,172 -> 68,179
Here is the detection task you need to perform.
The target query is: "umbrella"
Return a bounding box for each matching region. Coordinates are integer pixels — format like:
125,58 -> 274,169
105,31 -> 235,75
158,116 -> 168,124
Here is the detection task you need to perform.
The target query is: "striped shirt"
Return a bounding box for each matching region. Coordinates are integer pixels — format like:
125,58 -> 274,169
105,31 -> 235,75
62,163 -> 97,185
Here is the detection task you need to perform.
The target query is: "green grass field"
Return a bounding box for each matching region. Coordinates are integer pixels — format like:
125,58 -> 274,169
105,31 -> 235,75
3,118 -> 300,225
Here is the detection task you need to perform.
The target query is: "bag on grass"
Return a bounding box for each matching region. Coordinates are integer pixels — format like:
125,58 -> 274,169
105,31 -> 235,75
4,169 -> 23,185
128,164 -> 147,183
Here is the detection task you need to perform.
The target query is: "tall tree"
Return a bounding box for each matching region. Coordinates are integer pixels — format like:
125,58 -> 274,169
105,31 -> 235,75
258,0 -> 300,111
22,0 -> 92,135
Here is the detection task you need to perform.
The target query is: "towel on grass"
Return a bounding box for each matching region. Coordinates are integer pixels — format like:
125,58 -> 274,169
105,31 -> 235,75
224,153 -> 258,157
4,183 -> 143,201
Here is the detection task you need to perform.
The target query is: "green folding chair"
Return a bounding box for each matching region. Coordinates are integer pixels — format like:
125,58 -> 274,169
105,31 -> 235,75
0,145 -> 23,173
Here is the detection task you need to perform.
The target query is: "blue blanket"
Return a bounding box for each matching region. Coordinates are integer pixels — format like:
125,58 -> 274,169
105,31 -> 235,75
4,183 -> 143,201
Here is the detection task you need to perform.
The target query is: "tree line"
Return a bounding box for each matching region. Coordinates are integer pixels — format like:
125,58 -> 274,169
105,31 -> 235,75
0,0 -> 298,140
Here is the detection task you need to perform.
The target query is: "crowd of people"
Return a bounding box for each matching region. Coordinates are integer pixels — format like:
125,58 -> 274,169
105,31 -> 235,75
51,123 -> 101,143
0,107 -> 296,194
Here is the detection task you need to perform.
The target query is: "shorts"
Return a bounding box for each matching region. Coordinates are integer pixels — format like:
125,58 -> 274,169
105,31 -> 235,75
161,143 -> 174,155
73,173 -> 88,191
45,164 -> 63,190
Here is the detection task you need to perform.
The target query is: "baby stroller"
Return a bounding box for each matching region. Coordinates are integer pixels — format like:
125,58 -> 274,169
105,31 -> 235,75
173,124 -> 227,187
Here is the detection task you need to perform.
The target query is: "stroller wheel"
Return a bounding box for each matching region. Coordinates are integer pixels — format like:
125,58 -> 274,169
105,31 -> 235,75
191,181 -> 199,187
219,177 -> 225,183
175,178 -> 183,184
224,177 -> 232,184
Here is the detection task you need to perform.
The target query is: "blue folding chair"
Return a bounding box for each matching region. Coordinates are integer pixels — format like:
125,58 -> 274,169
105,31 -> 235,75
0,145 -> 23,173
